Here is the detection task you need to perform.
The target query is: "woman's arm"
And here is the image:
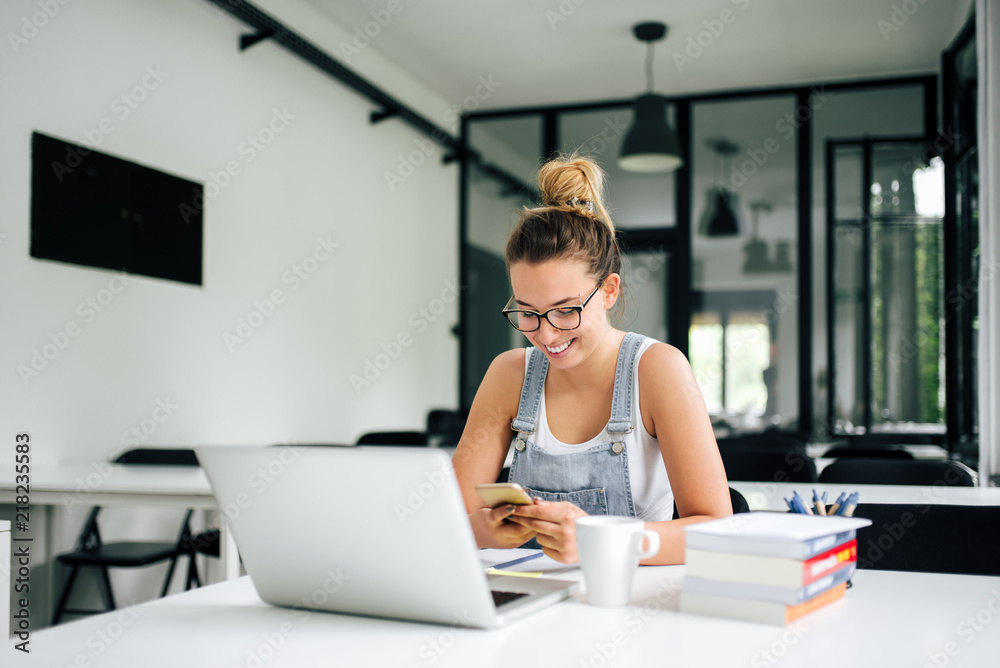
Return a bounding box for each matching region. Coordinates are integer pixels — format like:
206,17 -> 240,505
452,349 -> 537,549
637,342 -> 732,565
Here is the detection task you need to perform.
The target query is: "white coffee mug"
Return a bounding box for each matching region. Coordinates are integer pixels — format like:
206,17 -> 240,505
575,516 -> 660,607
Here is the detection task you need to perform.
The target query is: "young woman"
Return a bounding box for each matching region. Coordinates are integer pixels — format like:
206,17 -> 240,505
452,155 -> 732,565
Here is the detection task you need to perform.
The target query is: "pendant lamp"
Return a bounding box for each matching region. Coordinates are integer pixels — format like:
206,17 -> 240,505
702,139 -> 741,237
618,22 -> 683,173
743,201 -> 772,273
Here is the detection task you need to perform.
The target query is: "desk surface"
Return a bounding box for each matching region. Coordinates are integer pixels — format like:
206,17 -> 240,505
732,481 -> 1000,512
0,463 -> 214,508
24,563 -> 1000,667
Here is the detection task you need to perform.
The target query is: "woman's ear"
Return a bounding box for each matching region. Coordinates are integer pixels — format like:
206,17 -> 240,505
602,273 -> 621,309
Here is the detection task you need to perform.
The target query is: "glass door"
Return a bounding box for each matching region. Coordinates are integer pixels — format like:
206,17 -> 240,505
827,138 -> 946,436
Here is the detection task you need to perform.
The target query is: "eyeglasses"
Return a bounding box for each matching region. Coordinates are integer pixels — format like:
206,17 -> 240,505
502,282 -> 603,332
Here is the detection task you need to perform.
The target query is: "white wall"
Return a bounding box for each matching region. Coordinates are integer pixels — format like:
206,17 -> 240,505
1,0 -> 460,621
1,0 -> 460,463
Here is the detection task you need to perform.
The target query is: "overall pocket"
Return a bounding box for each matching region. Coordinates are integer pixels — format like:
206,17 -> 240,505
524,486 -> 609,516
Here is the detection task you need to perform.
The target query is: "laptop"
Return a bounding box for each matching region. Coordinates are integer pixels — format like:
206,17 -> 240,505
195,444 -> 579,629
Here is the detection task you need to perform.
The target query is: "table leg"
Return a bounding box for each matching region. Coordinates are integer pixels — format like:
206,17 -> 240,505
218,521 -> 240,580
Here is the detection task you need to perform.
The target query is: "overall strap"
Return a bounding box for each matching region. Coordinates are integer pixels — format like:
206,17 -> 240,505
510,347 -> 549,449
606,332 -> 647,452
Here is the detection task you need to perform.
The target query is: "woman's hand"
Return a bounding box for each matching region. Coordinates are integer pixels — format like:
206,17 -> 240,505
508,500 -> 588,563
469,505 -> 537,549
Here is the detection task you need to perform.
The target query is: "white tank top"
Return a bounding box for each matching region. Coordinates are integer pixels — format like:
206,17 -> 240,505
524,337 -> 675,521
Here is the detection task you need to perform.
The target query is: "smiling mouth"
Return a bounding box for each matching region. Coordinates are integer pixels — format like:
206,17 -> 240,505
546,339 -> 574,354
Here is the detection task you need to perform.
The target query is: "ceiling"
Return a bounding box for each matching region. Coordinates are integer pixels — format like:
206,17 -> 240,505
304,0 -> 974,111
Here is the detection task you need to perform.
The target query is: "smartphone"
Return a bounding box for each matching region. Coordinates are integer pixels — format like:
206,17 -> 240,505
476,482 -> 535,507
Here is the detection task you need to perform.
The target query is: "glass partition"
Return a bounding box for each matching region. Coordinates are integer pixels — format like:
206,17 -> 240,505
690,95 -> 799,432
828,139 -> 945,435
811,84 -> 926,436
463,116 -> 541,407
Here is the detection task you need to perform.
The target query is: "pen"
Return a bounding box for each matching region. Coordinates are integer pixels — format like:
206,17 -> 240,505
487,569 -> 543,578
839,492 -> 858,517
813,490 -> 826,516
828,492 -> 846,516
792,491 -> 813,515
490,552 -> 543,571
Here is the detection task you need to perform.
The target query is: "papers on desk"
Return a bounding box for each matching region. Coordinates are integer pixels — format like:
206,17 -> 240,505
479,548 -> 579,577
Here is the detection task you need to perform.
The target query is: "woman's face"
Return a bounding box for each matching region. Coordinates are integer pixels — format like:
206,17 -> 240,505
508,258 -> 619,368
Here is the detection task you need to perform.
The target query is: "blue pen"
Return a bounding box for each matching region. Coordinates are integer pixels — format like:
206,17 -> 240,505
840,492 -> 859,517
835,492 -> 856,516
829,492 -> 847,516
491,552 -> 543,571
788,491 -> 802,514
792,490 -> 813,515
788,491 -> 801,514
813,490 -> 827,516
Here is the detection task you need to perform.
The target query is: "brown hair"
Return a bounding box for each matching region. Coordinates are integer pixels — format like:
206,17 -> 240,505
505,154 -> 621,283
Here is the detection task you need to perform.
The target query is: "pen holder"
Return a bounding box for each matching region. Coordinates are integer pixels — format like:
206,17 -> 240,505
785,505 -> 837,515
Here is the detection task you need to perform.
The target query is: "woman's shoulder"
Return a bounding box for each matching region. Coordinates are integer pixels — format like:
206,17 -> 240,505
472,348 -> 529,418
636,339 -> 687,366
637,340 -> 696,388
483,348 -> 529,387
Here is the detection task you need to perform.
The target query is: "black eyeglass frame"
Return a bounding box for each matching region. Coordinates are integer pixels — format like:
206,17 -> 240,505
501,282 -> 604,332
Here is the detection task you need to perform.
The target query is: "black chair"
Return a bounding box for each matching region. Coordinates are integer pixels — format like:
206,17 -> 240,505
52,448 -> 207,624
848,433 -> 936,447
818,459 -> 976,486
718,447 -> 818,483
824,446 -> 914,459
426,408 -> 468,447
852,503 -> 1000,575
356,431 -> 428,446
673,487 -> 750,520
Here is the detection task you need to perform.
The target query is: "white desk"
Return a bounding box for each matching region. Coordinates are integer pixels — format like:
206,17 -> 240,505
731,481 -> 1000,512
806,443 -> 950,460
24,564 -> 1000,667
0,464 -> 239,627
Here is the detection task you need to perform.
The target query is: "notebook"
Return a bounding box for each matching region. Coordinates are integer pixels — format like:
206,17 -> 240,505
195,444 -> 578,629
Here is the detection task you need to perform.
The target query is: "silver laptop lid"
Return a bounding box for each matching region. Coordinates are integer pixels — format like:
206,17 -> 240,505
196,445 -> 500,628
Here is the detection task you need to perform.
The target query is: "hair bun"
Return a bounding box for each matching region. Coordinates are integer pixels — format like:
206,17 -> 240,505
538,155 -> 600,204
537,154 -> 613,230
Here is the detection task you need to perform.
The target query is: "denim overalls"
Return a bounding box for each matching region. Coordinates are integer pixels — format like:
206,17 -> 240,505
508,333 -> 649,546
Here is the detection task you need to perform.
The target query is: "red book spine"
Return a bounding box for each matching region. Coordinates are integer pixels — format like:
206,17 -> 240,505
802,539 -> 857,585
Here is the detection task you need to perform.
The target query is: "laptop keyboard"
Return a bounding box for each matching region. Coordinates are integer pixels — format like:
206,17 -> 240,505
492,590 -> 529,607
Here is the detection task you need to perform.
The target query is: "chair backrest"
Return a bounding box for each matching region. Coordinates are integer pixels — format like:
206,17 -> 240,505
718,430 -> 809,452
818,459 -> 975,486
718,448 -> 818,483
853,503 -> 1000,575
848,433 -> 936,447
426,409 -> 468,434
356,431 -> 428,446
114,448 -> 200,466
728,487 -> 750,514
823,446 -> 914,460
673,487 -> 749,520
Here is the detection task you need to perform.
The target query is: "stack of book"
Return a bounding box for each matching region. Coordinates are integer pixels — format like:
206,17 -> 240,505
680,512 -> 871,624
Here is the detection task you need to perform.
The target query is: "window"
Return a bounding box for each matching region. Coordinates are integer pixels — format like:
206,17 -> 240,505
690,291 -> 776,425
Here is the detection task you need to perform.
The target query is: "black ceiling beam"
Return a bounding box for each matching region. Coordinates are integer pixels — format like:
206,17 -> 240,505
205,0 -> 532,199
206,0 -> 461,154
239,28 -> 274,51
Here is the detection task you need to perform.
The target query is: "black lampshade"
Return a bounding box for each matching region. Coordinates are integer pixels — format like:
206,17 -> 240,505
618,94 -> 683,173
706,188 -> 739,236
743,239 -> 771,273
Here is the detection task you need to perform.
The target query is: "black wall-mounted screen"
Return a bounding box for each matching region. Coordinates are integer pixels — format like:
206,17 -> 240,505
30,131 -> 203,285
